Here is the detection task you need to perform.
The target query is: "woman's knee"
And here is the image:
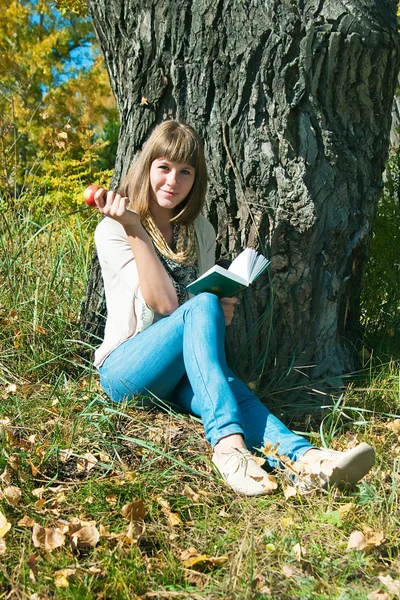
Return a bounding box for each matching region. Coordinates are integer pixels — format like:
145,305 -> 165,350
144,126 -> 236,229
188,292 -> 222,314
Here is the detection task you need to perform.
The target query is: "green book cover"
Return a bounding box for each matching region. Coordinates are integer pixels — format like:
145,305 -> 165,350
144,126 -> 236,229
186,249 -> 270,298
186,267 -> 248,298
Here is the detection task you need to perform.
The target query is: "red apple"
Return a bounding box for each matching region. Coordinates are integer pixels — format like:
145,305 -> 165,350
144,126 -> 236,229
83,184 -> 102,207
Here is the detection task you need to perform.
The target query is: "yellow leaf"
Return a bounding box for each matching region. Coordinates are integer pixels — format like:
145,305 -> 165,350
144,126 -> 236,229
180,547 -> 200,562
32,523 -> 65,552
281,516 -> 295,528
34,325 -> 46,335
167,512 -> 183,527
57,131 -> 68,139
338,502 -> 355,518
140,97 -> 149,105
0,511 -> 11,538
183,554 -> 228,569
106,494 -> 118,505
121,499 -> 146,521
54,568 -> 76,588
18,515 -> 35,528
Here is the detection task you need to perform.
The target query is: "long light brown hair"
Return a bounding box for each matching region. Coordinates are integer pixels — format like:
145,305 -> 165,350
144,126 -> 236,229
118,121 -> 208,224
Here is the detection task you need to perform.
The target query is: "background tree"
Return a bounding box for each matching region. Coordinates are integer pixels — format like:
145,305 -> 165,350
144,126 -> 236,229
0,0 -> 118,210
83,0 -> 399,400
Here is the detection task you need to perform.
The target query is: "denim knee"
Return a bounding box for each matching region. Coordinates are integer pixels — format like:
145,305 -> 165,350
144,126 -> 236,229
187,292 -> 223,314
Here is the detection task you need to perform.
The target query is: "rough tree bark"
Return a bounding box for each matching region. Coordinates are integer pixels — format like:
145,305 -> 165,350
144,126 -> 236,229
81,0 -> 399,399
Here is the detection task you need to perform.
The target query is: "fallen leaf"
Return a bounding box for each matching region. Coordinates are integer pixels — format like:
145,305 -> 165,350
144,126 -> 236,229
140,96 -> 149,105
54,568 -> 76,588
184,568 -> 209,587
0,466 -> 12,485
34,325 -> 46,335
180,547 -> 228,570
184,485 -> 200,502
281,516 -> 295,528
4,485 -> 22,506
5,383 -> 17,394
57,131 -> 68,139
157,496 -> 183,526
7,454 -> 21,470
338,502 -> 355,518
28,554 -> 38,582
293,542 -> 304,561
252,573 -> 271,595
367,591 -> 390,600
378,574 -> 400,596
35,498 -> 46,511
18,515 -> 35,527
282,564 -> 298,578
32,487 -> 45,498
121,499 -> 146,521
28,460 -> 40,476
0,511 -> 11,538
0,538 -> 6,555
347,530 -> 367,551
59,448 -> 73,463
283,486 -> 297,499
385,419 -> 400,433
70,524 -> 100,550
32,523 -> 65,552
180,547 -> 199,561
68,517 -> 96,533
106,494 -> 118,505
76,452 -> 98,472
364,526 -> 385,548
124,520 -> 145,544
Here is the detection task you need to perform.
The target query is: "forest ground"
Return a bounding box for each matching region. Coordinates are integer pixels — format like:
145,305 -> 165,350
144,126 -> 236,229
0,206 -> 399,600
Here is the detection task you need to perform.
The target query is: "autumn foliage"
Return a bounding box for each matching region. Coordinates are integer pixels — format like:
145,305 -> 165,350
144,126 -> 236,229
0,0 -> 118,212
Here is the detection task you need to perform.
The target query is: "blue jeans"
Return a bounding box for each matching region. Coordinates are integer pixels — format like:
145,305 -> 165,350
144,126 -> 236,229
98,293 -> 314,467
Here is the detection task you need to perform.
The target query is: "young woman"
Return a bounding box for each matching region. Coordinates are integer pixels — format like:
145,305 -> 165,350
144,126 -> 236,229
93,120 -> 375,496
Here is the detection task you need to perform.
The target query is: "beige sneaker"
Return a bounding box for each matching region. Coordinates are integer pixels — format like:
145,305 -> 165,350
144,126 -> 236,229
294,442 -> 375,491
212,448 -> 278,496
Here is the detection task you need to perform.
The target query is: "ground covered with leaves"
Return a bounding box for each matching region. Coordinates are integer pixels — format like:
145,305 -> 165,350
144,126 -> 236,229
1,208 -> 400,599
0,374 -> 399,600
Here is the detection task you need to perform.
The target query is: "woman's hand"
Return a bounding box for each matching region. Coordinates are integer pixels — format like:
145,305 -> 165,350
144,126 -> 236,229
220,297 -> 238,326
94,188 -> 140,228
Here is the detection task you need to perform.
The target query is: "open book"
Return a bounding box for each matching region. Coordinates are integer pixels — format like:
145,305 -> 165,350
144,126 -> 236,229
186,247 -> 269,298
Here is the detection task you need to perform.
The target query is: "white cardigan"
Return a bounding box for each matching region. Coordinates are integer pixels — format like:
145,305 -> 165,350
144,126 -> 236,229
94,214 -> 216,367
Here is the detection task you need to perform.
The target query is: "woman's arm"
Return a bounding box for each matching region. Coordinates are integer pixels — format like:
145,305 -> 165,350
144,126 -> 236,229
95,189 -> 179,314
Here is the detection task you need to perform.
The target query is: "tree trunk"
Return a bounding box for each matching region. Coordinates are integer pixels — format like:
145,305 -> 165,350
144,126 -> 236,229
83,0 -> 399,399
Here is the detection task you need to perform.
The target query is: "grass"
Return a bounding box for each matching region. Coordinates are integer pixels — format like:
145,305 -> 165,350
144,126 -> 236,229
1,207 -> 400,599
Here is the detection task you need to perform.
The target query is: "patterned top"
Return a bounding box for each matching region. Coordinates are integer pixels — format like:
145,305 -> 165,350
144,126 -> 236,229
151,225 -> 199,305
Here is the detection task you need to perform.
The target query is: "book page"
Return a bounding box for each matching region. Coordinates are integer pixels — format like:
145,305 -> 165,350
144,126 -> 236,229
228,248 -> 254,283
229,248 -> 269,284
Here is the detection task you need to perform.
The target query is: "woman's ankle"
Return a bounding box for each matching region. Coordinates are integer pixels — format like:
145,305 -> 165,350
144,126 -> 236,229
213,433 -> 247,456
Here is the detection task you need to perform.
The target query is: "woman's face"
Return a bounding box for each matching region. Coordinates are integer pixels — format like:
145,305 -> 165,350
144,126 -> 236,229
149,158 -> 195,213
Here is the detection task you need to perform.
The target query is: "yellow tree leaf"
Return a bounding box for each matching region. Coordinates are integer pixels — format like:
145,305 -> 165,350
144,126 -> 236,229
54,568 -> 76,588
0,512 -> 11,538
